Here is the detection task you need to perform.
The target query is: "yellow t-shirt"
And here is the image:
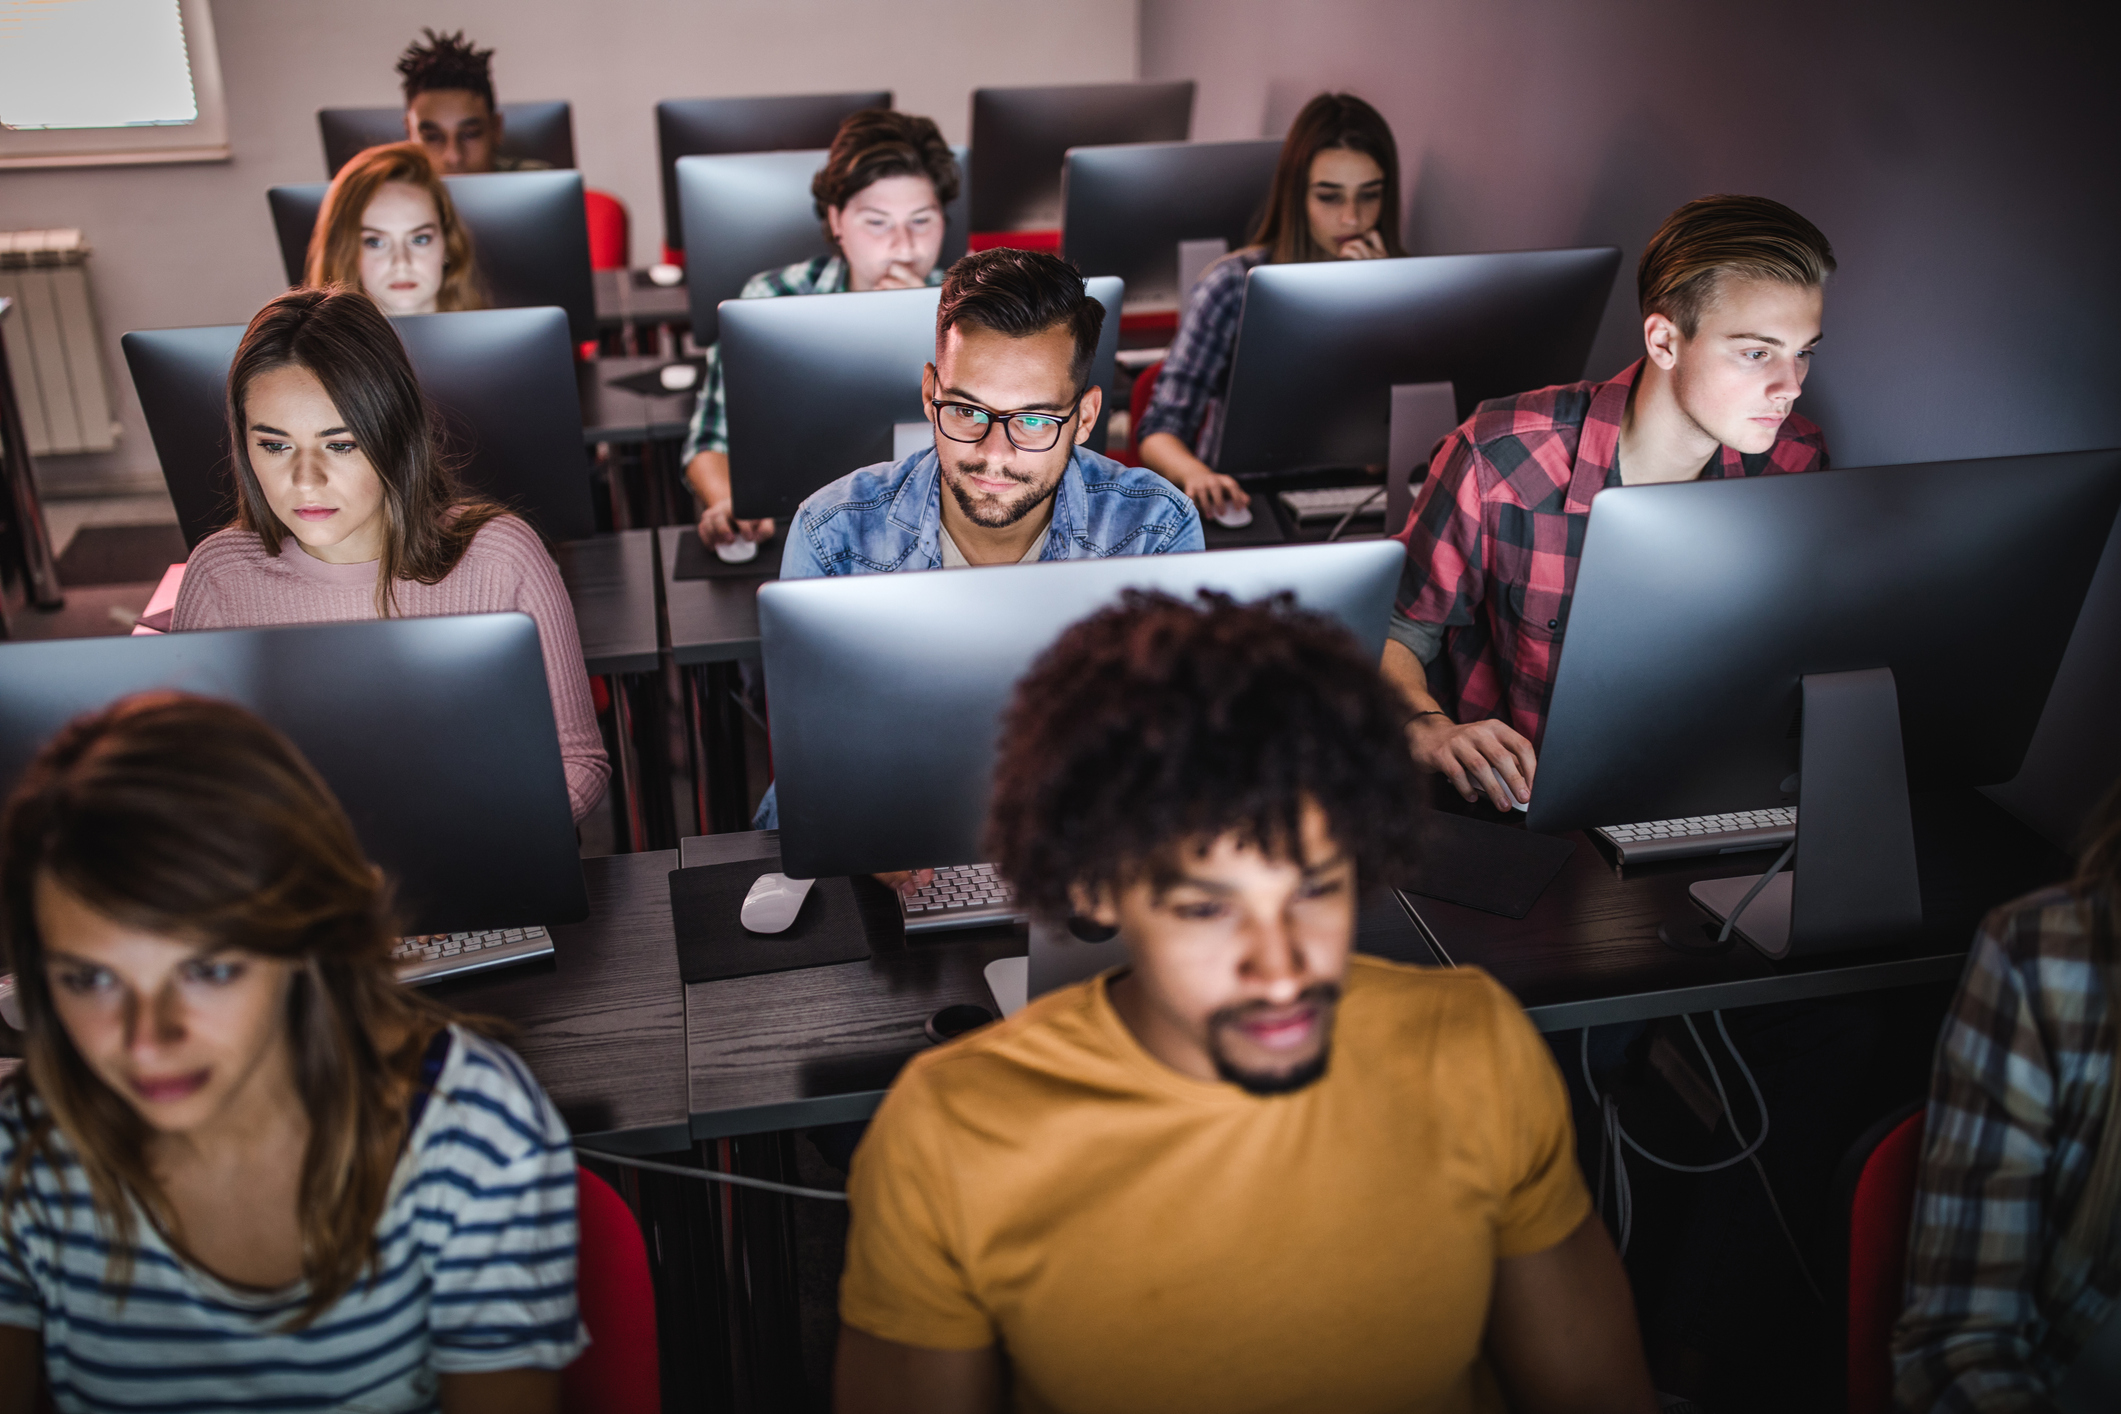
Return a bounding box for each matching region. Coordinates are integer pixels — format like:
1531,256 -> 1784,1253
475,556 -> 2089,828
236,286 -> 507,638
840,955 -> 1591,1414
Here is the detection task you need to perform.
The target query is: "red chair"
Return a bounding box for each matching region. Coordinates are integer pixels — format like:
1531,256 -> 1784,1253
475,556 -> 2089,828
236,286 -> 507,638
1121,358 -> 1164,466
968,229 -> 1062,254
1844,1105 -> 1926,1414
583,190 -> 630,273
563,1166 -> 660,1414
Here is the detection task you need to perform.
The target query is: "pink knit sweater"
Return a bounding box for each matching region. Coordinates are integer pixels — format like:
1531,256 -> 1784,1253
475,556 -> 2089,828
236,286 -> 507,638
172,516 -> 610,823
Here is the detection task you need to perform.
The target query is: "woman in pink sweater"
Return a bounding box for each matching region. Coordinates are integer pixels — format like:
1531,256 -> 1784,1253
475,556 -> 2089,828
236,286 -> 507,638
173,288 -> 608,822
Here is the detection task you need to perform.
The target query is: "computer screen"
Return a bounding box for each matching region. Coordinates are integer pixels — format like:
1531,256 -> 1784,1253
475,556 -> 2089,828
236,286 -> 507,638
1212,247 -> 1622,481
969,81 -> 1194,232
1060,139 -> 1281,309
1527,449 -> 2121,957
720,275 -> 1124,523
266,170 -> 598,343
675,146 -> 970,346
123,307 -> 596,549
0,614 -> 589,934
655,91 -> 892,255
317,101 -> 576,178
760,539 -> 1405,879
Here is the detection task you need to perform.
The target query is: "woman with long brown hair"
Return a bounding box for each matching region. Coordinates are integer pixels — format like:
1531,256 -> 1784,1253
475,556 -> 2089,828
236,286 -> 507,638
306,141 -> 486,316
0,694 -> 579,1412
170,287 -> 607,823
1896,778 -> 2121,1408
1135,92 -> 1407,519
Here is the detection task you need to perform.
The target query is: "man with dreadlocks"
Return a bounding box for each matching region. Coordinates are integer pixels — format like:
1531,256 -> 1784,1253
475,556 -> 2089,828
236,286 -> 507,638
395,28 -> 548,175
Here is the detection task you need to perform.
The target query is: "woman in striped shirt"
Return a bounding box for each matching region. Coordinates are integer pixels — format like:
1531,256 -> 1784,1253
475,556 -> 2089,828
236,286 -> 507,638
0,694 -> 582,1413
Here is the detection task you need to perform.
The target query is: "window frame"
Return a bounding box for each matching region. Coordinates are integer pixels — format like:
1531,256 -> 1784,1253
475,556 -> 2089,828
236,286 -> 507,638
0,0 -> 229,170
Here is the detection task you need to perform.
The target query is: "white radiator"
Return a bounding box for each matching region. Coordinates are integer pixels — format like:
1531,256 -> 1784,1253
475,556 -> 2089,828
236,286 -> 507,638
0,229 -> 119,456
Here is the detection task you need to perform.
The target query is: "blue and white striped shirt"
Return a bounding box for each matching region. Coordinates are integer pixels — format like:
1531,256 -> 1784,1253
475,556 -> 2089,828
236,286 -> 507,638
0,1025 -> 585,1413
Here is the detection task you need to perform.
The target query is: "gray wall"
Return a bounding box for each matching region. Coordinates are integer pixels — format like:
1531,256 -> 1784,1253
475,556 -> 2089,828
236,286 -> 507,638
1142,0 -> 2119,848
4,0 -> 1137,496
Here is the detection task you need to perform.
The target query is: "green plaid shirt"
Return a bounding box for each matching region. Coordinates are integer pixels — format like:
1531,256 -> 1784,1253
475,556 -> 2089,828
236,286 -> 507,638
680,256 -> 945,463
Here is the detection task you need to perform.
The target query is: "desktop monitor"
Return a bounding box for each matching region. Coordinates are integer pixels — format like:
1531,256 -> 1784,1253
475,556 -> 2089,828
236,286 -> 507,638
655,90 -> 892,256
1528,448 -> 2121,958
123,307 -> 596,550
1060,139 -> 1281,308
719,275 -> 1124,523
969,81 -> 1194,232
0,613 -> 589,934
675,146 -> 971,346
317,101 -> 577,177
1212,248 -> 1622,481
266,170 -> 598,343
760,539 -> 1405,879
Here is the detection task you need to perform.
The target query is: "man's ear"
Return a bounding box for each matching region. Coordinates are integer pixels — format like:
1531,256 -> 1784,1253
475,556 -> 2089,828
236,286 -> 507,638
1643,312 -> 1682,372
1073,382 -> 1105,446
825,204 -> 846,249
403,110 -> 419,142
921,362 -> 938,419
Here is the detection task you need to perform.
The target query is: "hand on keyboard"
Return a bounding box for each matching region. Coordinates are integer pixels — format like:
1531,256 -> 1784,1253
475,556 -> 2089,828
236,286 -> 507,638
875,869 -> 937,896
1409,714 -> 1536,811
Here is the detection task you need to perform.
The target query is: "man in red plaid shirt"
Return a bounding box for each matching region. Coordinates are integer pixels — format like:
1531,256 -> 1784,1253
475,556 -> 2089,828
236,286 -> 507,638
1386,194 -> 1835,809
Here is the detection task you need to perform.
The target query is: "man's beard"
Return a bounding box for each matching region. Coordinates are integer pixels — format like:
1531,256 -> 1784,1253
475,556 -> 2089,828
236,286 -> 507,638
1206,982 -> 1342,1097
942,456 -> 1059,529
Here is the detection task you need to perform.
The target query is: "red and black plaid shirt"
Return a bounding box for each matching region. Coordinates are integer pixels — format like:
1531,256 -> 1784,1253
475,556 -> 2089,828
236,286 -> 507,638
1393,359 -> 1828,746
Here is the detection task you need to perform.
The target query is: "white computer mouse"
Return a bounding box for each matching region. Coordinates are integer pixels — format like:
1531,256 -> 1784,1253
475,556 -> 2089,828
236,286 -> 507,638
647,262 -> 684,287
740,872 -> 815,933
1482,764 -> 1530,812
0,972 -> 19,1030
659,362 -> 699,392
1213,503 -> 1253,529
714,537 -> 760,565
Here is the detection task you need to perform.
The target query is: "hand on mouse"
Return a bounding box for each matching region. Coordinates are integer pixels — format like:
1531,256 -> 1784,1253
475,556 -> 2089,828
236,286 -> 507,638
874,869 -> 937,895
1177,468 -> 1250,518
1407,714 -> 1537,811
696,500 -> 776,549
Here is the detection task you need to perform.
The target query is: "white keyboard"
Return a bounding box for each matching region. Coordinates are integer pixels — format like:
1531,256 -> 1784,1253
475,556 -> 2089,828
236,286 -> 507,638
391,927 -> 554,985
901,864 -> 1024,935
1593,808 -> 1796,865
1278,484 -> 1386,524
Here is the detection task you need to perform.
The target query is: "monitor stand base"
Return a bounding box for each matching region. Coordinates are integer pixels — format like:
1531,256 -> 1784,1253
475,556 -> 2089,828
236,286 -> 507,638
1691,872 -> 1797,959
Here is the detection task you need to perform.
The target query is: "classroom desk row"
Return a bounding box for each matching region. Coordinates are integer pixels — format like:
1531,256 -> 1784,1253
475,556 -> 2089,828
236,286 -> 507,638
440,782 -> 2061,1158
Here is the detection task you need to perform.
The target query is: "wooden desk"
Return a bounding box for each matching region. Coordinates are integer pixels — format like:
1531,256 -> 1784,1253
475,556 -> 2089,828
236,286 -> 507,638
660,525 -> 767,833
1404,789 -> 2067,1033
550,529 -> 672,850
594,268 -> 692,332
577,354 -> 697,446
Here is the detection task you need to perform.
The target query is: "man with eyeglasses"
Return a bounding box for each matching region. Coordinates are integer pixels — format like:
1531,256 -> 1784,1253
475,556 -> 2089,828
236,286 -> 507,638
779,248 -> 1202,578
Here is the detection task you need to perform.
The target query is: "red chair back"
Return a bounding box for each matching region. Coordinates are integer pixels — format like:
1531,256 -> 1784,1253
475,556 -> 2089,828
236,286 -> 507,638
1122,358 -> 1164,466
968,229 -> 1062,254
563,1166 -> 660,1414
583,189 -> 630,272
1847,1109 -> 1925,1414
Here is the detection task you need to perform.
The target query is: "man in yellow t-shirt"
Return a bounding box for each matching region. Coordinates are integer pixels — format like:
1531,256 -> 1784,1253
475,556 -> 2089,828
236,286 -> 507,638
835,591 -> 1657,1414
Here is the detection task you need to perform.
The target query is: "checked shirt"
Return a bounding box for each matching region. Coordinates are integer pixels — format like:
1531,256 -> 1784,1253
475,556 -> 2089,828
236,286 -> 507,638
1894,887 -> 2120,1412
679,256 -> 945,464
1392,359 -> 1827,746
1131,247 -> 1269,467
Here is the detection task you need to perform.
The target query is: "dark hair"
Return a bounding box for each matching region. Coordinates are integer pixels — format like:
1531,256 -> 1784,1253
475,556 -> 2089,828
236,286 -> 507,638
936,248 -> 1104,390
1250,92 -> 1406,265
1638,195 -> 1835,337
987,590 -> 1426,919
306,142 -> 486,312
227,288 -> 510,615
396,28 -> 496,110
0,694 -> 462,1327
812,109 -> 961,222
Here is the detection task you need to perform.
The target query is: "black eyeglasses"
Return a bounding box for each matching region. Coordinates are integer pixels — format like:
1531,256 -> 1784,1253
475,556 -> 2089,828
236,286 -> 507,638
930,395 -> 1084,453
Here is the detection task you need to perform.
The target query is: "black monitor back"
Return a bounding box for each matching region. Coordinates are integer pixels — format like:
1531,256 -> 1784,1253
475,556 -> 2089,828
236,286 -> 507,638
969,81 -> 1194,232
0,614 -> 588,934
761,541 -> 1405,879
1214,248 -> 1621,480
675,147 -> 970,347
267,170 -> 598,343
720,275 -> 1124,523
655,90 -> 893,255
1528,450 -> 2121,833
122,307 -> 595,550
317,102 -> 576,178
1060,139 -> 1280,307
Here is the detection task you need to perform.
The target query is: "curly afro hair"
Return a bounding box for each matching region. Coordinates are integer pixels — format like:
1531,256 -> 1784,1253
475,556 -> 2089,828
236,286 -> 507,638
986,590 -> 1426,919
396,29 -> 496,110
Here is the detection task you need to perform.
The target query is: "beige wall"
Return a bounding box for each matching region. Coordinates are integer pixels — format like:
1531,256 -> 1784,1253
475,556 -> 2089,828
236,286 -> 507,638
3,0 -> 1140,495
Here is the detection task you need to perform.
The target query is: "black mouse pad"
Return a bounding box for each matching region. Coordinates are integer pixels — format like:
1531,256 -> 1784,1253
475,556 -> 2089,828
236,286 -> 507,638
671,528 -> 785,581
605,361 -> 707,398
1202,501 -> 1289,549
1400,811 -> 1575,920
669,862 -> 870,982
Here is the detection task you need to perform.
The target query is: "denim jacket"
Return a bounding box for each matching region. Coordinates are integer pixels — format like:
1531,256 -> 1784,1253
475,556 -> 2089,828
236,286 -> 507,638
780,443 -> 1204,579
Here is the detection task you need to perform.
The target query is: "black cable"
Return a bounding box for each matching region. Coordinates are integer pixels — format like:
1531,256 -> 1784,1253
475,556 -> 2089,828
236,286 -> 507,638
1324,486 -> 1386,542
